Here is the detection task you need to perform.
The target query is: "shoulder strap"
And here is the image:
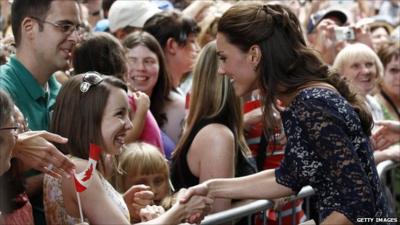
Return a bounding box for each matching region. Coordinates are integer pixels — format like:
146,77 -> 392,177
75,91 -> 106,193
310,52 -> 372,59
256,132 -> 268,171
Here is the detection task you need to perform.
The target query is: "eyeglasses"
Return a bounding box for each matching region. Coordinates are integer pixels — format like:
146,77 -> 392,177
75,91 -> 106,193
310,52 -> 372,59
0,124 -> 20,135
80,72 -> 104,93
31,17 -> 82,36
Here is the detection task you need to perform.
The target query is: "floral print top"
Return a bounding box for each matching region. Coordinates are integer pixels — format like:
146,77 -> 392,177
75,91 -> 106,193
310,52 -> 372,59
44,172 -> 129,225
275,87 -> 391,224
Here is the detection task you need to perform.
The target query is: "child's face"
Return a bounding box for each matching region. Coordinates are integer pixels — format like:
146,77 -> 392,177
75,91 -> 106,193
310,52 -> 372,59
124,173 -> 169,204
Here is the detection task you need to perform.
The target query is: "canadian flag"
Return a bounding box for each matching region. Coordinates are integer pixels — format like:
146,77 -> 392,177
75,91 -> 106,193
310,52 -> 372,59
74,144 -> 102,192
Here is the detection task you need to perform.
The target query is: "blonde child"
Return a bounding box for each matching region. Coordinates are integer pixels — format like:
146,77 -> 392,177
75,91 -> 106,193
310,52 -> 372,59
115,142 -> 171,222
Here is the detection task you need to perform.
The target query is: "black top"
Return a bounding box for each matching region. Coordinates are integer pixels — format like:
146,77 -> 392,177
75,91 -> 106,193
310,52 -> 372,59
171,116 -> 256,191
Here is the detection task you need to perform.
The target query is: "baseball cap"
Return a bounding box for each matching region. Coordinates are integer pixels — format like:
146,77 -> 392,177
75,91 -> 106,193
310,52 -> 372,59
94,19 -> 110,32
108,0 -> 161,33
307,8 -> 348,34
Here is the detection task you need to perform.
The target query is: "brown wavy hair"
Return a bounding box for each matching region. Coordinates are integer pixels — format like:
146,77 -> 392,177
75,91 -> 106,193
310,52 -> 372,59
218,2 -> 373,136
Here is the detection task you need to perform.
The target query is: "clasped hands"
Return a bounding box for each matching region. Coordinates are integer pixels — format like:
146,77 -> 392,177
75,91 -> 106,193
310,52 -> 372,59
123,184 -> 213,224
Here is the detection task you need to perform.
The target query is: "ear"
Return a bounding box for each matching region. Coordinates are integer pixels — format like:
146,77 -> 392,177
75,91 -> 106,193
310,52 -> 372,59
21,17 -> 35,40
165,37 -> 178,55
247,44 -> 262,66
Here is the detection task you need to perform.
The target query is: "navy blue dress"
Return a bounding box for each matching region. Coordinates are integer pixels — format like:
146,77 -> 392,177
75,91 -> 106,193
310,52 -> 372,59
275,88 -> 391,224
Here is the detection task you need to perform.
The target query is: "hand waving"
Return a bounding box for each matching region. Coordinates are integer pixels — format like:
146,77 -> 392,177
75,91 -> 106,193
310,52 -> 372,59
12,131 -> 75,178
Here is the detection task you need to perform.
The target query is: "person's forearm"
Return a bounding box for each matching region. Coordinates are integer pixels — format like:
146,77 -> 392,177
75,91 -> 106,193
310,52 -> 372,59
321,211 -> 353,225
374,151 -> 388,164
208,170 -> 293,200
125,110 -> 147,143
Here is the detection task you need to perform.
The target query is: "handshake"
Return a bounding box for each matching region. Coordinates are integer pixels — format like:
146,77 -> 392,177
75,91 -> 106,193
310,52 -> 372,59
123,184 -> 213,224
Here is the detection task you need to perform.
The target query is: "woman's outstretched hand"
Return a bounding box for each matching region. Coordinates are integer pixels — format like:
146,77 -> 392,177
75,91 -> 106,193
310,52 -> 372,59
373,120 -> 400,150
179,182 -> 210,204
176,187 -> 213,224
13,131 -> 75,178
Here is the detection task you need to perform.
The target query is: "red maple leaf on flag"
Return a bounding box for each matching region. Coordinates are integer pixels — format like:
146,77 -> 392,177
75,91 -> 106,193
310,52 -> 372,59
81,164 -> 93,182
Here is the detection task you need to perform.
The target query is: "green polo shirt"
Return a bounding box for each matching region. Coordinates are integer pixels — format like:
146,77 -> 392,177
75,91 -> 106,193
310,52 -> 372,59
0,56 -> 61,225
0,55 -> 60,131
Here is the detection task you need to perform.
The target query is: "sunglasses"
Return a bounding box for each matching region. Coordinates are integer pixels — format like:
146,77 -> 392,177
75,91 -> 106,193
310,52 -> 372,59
80,72 -> 104,93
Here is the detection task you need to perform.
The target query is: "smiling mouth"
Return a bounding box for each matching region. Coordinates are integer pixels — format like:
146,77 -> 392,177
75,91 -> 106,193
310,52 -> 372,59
132,76 -> 149,81
61,49 -> 72,58
115,134 -> 126,146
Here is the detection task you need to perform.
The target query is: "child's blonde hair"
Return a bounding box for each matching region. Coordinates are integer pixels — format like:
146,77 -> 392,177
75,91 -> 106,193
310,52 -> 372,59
115,142 -> 170,193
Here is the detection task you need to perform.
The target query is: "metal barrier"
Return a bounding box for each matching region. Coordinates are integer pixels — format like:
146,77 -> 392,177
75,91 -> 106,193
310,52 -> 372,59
200,160 -> 400,225
200,186 -> 315,225
377,160 -> 399,179
377,160 -> 400,216
201,200 -> 273,225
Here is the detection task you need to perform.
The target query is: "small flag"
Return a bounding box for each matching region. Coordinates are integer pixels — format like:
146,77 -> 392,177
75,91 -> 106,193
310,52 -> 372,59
74,144 -> 102,192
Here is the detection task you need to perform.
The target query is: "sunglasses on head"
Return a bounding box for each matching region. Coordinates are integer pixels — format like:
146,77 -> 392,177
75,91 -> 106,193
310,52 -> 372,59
80,72 -> 104,93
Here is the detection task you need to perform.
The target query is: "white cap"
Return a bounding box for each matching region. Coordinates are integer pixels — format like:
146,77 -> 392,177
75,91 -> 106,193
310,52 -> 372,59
108,0 -> 161,33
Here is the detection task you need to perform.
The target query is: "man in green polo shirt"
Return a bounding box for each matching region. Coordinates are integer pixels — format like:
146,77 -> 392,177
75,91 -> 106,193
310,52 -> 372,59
0,57 -> 60,131
0,1 -> 81,224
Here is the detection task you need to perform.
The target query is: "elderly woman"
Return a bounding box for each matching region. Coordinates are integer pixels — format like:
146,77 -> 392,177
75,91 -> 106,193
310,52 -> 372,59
1,90 -> 74,224
332,43 -> 385,121
332,43 -> 400,165
0,90 -> 17,175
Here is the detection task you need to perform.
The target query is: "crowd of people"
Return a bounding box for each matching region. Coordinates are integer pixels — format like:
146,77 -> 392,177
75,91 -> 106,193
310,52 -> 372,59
0,0 -> 399,225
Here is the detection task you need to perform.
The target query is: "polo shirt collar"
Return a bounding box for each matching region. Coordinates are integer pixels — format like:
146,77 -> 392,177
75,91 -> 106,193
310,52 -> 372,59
9,56 -> 51,101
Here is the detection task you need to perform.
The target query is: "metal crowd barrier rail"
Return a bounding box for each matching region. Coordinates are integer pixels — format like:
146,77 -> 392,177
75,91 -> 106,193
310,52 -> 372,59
377,159 -> 400,216
200,186 -> 315,225
200,200 -> 273,225
201,160 -> 400,225
377,160 -> 399,179
200,160 -> 399,225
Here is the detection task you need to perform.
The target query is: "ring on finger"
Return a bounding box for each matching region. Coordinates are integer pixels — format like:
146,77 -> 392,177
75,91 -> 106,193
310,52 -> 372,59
47,163 -> 54,171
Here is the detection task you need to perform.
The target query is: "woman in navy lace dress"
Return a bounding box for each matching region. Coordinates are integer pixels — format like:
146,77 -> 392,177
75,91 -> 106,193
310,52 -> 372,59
181,2 -> 393,224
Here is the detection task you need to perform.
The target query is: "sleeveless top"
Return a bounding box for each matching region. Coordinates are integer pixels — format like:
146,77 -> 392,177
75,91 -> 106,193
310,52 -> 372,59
43,173 -> 129,225
170,117 -> 256,190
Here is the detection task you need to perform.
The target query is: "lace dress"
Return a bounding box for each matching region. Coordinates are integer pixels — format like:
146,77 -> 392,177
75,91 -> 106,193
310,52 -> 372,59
275,88 -> 391,224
